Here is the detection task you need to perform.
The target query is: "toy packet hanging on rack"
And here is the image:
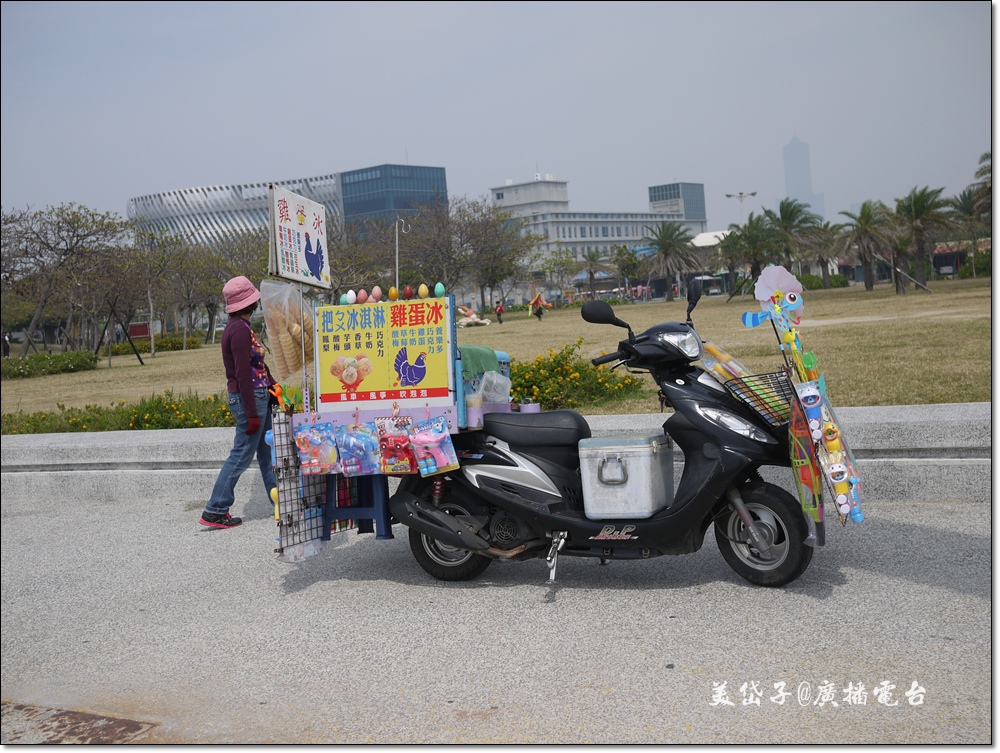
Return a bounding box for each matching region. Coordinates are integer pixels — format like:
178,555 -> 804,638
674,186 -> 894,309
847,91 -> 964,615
335,422 -> 382,477
375,415 -> 419,475
409,415 -> 460,477
292,420 -> 340,475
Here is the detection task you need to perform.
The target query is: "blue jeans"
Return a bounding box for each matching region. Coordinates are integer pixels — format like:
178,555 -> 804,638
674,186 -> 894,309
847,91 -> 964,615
206,387 -> 277,515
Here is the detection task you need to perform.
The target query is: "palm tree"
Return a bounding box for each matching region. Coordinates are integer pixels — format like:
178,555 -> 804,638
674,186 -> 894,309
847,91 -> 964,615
973,151 -> 991,219
611,244 -> 640,301
803,221 -> 843,289
837,201 -> 895,292
643,221 -> 699,301
726,212 -> 782,283
948,188 -> 985,278
580,248 -> 611,300
763,198 -> 821,272
894,186 -> 957,287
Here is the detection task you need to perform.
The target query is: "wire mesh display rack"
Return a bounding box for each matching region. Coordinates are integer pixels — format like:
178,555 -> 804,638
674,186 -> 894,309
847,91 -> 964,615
724,370 -> 796,426
271,411 -> 356,558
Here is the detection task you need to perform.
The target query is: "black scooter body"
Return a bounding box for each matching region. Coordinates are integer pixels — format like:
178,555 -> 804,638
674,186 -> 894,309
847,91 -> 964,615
390,358 -> 791,562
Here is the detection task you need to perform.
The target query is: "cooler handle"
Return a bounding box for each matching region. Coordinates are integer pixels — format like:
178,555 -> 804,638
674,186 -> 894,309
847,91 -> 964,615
598,455 -> 628,486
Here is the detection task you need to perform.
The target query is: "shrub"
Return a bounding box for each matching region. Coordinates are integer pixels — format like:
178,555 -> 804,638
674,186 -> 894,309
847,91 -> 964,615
109,335 -> 201,356
1,389 -> 234,434
509,338 -> 644,410
0,350 -> 99,380
797,273 -> 850,291
958,248 -> 991,278
797,273 -> 824,291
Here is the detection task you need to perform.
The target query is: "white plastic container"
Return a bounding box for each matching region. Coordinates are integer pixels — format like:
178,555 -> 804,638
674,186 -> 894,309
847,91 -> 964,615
579,434 -> 674,519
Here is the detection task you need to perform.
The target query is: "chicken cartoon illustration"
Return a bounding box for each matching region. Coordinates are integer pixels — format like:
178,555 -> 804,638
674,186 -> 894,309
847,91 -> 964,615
304,233 -> 325,281
330,354 -> 373,392
394,347 -> 427,387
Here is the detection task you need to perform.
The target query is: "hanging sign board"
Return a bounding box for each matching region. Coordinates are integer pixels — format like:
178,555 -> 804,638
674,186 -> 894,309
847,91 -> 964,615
267,185 -> 332,289
315,298 -> 455,412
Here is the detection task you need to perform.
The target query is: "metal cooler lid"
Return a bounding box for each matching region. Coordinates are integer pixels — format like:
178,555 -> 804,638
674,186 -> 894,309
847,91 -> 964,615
579,434 -> 672,450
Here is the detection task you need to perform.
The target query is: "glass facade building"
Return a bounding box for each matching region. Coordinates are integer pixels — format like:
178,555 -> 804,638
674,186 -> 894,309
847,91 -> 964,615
648,182 -> 707,228
127,174 -> 340,247
127,164 -> 447,245
338,164 -> 447,222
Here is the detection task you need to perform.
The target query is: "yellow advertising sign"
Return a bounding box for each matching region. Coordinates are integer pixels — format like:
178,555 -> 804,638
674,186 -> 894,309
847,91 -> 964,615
315,298 -> 454,409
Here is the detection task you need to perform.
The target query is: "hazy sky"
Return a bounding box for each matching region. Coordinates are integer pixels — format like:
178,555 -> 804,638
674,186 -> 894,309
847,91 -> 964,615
1,1 -> 992,230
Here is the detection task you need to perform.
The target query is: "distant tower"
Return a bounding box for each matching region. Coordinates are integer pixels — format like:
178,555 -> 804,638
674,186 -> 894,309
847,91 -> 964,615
783,137 -> 824,219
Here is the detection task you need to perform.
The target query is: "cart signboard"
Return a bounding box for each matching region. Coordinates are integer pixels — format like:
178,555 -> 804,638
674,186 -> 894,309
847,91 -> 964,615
315,298 -> 456,412
268,185 -> 332,289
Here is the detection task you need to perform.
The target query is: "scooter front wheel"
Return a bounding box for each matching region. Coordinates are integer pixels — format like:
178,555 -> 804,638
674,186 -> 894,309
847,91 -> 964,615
408,499 -> 492,581
715,482 -> 813,587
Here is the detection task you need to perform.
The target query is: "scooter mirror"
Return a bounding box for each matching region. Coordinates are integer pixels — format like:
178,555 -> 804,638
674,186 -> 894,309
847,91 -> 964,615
686,278 -> 704,326
581,299 -> 617,325
582,299 -> 634,341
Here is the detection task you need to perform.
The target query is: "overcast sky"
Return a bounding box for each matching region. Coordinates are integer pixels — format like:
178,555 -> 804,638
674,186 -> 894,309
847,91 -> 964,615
1,1 -> 992,230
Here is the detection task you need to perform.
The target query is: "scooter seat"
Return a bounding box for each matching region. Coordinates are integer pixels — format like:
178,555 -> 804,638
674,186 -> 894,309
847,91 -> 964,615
483,409 -> 591,448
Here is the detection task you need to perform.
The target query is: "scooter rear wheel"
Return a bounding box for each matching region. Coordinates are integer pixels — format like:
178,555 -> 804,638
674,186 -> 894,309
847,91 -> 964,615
408,499 -> 492,581
715,482 -> 813,587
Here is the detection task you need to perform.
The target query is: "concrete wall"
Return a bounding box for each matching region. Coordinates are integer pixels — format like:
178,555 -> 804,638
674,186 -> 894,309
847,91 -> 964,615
1,403 -> 991,510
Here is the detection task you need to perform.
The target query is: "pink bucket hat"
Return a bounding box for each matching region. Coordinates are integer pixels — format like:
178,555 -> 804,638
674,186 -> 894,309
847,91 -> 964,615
223,276 -> 261,314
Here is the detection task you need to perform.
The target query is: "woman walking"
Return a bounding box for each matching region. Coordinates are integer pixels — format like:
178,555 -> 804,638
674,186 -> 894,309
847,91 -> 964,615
200,276 -> 278,529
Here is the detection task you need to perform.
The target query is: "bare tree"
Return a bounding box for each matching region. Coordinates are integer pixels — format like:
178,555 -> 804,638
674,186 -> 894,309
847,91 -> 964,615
4,204 -> 129,357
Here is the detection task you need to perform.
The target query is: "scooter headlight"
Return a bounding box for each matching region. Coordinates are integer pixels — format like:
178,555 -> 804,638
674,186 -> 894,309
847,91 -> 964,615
657,331 -> 704,360
697,406 -> 776,444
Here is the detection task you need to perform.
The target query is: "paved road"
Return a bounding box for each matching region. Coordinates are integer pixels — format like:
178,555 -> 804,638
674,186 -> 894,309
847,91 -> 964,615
0,492 -> 991,744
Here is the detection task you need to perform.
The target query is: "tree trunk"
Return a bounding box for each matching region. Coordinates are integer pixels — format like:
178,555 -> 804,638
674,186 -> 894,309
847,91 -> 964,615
819,257 -> 831,289
913,235 -> 928,288
147,285 -> 157,358
20,297 -> 49,358
862,255 -> 875,292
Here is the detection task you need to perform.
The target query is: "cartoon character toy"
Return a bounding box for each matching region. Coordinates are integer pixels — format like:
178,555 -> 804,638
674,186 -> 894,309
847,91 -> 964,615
797,384 -> 824,441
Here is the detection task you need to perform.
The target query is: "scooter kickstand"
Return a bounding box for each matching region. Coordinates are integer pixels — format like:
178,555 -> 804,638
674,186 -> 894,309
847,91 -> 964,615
546,531 -> 568,583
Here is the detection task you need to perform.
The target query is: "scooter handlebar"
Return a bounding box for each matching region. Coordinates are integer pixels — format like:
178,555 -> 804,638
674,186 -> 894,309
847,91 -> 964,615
592,350 -> 624,366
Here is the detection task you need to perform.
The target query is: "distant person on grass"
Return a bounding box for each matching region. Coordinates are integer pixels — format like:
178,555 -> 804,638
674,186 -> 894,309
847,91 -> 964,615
200,276 -> 277,530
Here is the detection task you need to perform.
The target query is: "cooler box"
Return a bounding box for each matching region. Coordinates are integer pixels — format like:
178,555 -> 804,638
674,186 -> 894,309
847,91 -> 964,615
579,434 -> 674,519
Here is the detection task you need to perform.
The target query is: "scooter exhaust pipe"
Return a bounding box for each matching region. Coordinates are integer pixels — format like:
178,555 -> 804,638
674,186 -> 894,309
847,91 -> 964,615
726,487 -> 773,557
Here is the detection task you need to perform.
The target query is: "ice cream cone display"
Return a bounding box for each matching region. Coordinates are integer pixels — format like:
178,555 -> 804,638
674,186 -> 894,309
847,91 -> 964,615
261,279 -> 317,381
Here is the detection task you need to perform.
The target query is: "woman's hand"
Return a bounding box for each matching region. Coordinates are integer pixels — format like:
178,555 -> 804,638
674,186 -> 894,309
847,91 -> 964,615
245,416 -> 261,436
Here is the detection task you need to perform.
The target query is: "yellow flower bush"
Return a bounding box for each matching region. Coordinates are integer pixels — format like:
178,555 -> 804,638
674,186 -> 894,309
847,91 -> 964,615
509,339 -> 643,410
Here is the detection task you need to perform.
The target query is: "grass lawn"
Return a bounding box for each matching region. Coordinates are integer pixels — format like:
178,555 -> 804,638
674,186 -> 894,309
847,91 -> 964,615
1,278 -> 991,417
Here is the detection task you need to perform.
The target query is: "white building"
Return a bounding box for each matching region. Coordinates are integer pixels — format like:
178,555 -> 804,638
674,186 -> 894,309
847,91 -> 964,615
490,175 -> 707,263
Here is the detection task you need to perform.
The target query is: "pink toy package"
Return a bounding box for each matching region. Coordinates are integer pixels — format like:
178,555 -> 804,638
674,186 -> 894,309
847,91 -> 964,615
408,416 -> 459,477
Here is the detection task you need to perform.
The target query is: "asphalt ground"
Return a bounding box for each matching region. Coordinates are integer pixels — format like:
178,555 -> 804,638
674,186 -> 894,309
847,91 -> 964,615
0,492 -> 991,744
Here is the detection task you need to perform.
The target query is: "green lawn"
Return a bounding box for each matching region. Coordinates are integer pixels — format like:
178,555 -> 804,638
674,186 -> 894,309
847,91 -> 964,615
1,278 -> 991,419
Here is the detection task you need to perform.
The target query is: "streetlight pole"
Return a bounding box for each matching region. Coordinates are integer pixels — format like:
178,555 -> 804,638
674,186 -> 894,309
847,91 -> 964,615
395,217 -> 410,291
725,191 -> 757,225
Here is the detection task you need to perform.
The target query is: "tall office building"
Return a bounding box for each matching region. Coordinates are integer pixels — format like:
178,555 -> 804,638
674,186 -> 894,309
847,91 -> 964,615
648,182 -> 707,231
783,137 -> 825,218
338,164 -> 447,222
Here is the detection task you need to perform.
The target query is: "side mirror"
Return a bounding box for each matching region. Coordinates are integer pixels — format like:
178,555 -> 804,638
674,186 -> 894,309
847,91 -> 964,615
686,278 -> 704,325
581,299 -> 617,325
581,299 -> 634,342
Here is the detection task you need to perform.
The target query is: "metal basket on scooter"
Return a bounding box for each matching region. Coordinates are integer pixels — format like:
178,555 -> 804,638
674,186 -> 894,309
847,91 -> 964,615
724,370 -> 796,426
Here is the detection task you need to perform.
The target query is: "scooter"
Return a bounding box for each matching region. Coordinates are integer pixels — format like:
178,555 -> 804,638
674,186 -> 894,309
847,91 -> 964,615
388,298 -> 814,587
